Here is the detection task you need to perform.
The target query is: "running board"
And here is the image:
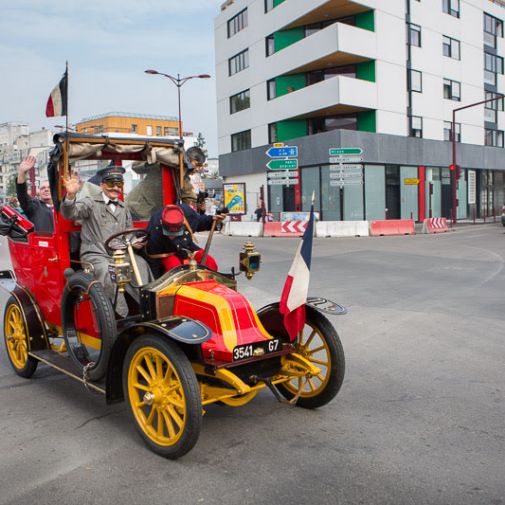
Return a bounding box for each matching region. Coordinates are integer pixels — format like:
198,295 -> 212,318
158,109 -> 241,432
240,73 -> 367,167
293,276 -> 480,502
29,350 -> 105,395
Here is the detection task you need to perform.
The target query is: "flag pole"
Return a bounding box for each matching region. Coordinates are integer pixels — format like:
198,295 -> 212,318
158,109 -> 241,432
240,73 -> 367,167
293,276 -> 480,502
64,61 -> 70,178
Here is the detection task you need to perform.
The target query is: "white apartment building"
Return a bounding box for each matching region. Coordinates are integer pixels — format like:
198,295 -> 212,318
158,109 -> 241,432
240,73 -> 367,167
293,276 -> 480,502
215,0 -> 505,221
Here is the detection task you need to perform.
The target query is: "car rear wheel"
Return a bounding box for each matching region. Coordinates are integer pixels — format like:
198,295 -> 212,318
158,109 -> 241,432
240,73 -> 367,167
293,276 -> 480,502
123,334 -> 202,459
277,306 -> 345,409
61,271 -> 116,382
3,296 -> 38,378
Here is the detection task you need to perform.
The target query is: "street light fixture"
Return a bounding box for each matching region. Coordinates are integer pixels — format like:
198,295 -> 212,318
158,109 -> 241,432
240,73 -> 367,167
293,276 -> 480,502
144,69 -> 211,195
451,93 -> 504,224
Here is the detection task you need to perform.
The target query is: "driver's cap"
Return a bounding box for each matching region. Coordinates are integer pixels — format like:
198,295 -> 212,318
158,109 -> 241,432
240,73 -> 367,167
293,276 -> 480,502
161,205 -> 185,237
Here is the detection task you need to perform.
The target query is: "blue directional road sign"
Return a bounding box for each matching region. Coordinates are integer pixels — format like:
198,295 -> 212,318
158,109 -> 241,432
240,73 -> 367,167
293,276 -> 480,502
266,146 -> 298,158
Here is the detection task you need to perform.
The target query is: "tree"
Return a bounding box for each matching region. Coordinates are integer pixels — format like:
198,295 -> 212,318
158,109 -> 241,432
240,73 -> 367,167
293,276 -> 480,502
5,173 -> 17,198
197,132 -> 206,149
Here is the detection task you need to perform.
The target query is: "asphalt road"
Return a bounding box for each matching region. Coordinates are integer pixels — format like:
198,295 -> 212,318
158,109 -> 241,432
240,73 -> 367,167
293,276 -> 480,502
0,224 -> 504,505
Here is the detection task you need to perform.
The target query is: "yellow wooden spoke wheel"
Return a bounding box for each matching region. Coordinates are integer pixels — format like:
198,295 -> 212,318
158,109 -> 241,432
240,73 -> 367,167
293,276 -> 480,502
3,297 -> 38,378
123,334 -> 202,459
277,306 -> 345,409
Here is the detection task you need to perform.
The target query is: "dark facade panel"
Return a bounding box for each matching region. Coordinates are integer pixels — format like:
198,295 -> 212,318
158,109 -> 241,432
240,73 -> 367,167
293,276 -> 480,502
219,130 -> 505,176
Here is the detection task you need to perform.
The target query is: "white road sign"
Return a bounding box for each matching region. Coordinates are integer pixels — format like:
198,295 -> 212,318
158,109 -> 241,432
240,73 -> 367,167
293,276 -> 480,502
329,156 -> 363,163
267,178 -> 299,185
267,170 -> 298,178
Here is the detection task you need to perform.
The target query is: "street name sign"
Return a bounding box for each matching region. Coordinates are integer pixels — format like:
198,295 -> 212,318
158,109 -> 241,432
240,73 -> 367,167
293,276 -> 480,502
329,173 -> 363,180
330,179 -> 363,187
329,147 -> 363,156
267,159 -> 299,170
266,146 -> 298,158
267,170 -> 298,178
329,155 -> 363,163
267,178 -> 299,185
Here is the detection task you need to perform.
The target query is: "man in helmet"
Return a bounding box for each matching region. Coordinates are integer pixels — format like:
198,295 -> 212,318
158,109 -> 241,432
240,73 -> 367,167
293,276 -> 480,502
145,202 -> 226,277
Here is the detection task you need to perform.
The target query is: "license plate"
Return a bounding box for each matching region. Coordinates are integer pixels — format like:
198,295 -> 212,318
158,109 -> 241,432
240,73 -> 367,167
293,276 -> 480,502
232,338 -> 281,361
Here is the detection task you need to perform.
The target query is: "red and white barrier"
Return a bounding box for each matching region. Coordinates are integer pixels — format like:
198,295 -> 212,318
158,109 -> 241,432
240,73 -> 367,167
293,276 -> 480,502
281,220 -> 306,235
422,217 -> 449,234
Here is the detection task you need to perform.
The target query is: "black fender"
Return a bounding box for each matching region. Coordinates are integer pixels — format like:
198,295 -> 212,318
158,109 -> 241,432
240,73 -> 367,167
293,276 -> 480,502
257,297 -> 346,340
106,318 -> 212,404
0,273 -> 50,352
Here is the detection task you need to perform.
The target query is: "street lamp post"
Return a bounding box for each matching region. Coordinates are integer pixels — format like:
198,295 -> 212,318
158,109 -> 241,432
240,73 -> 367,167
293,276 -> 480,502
451,93 -> 504,224
144,69 -> 210,198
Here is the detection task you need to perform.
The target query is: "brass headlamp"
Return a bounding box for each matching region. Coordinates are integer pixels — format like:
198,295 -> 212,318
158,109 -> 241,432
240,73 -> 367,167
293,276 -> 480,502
108,249 -> 131,293
239,242 -> 261,280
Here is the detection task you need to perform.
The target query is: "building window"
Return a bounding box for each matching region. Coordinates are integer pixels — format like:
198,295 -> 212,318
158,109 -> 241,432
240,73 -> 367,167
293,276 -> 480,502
267,79 -> 276,100
265,0 -> 274,13
484,52 -> 504,85
229,49 -> 249,76
484,12 -> 503,48
163,127 -> 169,136
443,78 -> 461,101
231,130 -> 251,152
268,123 -> 278,143
408,23 -> 421,47
227,8 -> 248,38
308,114 -> 356,135
410,116 -> 423,137
146,125 -> 153,136
409,69 -> 422,92
443,0 -> 460,18
230,89 -> 250,114
266,34 -> 275,57
485,128 -> 504,147
156,126 -> 162,136
168,127 -> 178,136
443,35 -> 460,60
444,121 -> 461,141
131,124 -> 138,133
308,65 -> 356,85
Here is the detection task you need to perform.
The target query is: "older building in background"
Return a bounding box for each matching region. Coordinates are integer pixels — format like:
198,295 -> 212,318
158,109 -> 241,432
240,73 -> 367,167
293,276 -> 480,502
215,0 -> 505,221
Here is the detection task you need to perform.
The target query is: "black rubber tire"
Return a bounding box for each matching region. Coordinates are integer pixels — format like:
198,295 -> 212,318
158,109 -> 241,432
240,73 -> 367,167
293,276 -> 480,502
61,271 -> 116,381
3,296 -> 38,378
277,306 -> 345,409
122,334 -> 202,459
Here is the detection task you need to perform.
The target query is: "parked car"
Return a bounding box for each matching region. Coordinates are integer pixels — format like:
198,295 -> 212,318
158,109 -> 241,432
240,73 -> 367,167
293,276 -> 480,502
1,133 -> 347,459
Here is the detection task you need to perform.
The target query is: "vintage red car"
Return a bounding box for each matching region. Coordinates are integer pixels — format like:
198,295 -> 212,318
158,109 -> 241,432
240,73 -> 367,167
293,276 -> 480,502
1,133 -> 346,458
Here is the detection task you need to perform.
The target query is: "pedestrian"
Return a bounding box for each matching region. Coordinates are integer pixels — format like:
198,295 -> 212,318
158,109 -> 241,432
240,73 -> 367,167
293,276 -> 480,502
61,165 -> 151,317
16,155 -> 54,232
254,205 -> 263,222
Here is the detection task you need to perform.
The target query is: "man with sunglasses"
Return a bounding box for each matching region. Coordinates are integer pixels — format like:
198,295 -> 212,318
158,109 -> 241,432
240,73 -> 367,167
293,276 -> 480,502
61,164 -> 151,317
126,146 -> 205,219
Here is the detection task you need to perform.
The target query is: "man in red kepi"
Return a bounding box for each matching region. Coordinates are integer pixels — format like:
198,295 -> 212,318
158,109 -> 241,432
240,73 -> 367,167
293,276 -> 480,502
146,203 -> 226,277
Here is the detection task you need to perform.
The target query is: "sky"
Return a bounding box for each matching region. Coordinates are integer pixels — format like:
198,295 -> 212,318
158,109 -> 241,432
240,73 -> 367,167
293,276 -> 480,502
0,0 -> 223,156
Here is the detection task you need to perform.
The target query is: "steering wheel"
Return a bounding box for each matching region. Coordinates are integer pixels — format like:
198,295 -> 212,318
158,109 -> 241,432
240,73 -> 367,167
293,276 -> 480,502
104,228 -> 149,254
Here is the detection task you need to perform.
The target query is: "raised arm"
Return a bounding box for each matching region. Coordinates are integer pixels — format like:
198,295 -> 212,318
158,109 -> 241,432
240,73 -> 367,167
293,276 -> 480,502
16,156 -> 37,216
60,173 -> 91,220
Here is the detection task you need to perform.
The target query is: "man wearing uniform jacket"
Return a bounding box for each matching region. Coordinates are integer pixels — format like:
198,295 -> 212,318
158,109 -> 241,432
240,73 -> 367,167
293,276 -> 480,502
16,155 -> 54,232
146,203 -> 225,277
61,165 -> 151,317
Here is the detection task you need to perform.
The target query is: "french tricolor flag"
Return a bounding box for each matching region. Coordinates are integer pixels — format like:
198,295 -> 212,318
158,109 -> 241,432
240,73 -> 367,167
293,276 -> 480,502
45,69 -> 68,118
279,198 -> 315,340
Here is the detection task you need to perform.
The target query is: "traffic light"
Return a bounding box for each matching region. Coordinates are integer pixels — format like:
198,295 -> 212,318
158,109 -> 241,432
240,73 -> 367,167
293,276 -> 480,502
450,164 -> 462,180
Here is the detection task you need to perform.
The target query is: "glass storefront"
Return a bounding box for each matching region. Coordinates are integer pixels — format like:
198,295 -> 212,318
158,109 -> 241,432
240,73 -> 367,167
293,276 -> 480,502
267,164 -> 504,221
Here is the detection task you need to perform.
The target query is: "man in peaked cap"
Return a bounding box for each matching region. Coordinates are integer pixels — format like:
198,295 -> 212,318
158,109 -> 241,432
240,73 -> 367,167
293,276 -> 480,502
61,163 -> 151,317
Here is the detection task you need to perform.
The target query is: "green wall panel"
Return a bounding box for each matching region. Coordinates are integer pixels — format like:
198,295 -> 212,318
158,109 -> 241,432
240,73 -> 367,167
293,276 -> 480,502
357,110 -> 376,132
274,27 -> 305,52
277,119 -> 307,142
275,74 -> 306,97
356,60 -> 375,82
273,0 -> 285,6
355,10 -> 375,32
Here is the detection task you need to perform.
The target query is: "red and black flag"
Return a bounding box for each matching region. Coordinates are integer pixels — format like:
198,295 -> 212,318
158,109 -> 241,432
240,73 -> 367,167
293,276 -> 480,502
45,68 -> 68,117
